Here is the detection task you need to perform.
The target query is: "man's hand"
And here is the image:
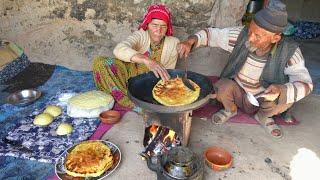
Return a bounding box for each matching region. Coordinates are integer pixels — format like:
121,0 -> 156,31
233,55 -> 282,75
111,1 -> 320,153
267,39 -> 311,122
131,53 -> 170,80
177,35 -> 198,58
263,84 -> 283,101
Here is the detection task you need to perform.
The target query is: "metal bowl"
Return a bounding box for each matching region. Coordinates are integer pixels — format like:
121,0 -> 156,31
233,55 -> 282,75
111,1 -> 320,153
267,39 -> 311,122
6,89 -> 42,106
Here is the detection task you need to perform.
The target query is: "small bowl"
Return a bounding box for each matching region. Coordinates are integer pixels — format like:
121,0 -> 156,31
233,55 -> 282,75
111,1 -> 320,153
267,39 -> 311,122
6,89 -> 42,106
204,147 -> 232,171
99,110 -> 121,124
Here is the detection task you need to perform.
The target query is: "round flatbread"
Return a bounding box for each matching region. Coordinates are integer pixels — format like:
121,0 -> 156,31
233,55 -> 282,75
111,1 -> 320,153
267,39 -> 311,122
65,141 -> 113,177
152,78 -> 201,106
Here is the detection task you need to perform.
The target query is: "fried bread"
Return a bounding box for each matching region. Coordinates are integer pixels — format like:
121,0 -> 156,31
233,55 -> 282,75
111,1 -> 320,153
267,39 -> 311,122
152,78 -> 200,106
65,141 -> 113,177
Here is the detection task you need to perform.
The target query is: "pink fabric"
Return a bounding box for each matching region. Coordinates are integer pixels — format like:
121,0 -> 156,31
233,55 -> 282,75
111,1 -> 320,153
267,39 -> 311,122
113,102 -> 133,116
139,4 -> 173,36
89,123 -> 114,140
193,101 -> 299,125
192,76 -> 300,125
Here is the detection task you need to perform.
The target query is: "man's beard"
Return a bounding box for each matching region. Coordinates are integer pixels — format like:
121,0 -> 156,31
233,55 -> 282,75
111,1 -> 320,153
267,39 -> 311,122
245,40 -> 258,53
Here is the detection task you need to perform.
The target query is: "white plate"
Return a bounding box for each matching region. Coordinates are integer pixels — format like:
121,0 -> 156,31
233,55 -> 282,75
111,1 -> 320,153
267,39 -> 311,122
55,140 -> 121,180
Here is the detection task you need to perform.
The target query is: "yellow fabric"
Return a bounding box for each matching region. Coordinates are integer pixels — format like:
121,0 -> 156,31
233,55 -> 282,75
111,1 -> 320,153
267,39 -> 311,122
92,43 -> 163,111
0,40 -> 24,66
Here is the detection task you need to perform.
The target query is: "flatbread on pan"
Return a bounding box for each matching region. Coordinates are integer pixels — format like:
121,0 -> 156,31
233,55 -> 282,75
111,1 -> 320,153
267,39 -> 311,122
65,141 -> 113,177
152,78 -> 201,106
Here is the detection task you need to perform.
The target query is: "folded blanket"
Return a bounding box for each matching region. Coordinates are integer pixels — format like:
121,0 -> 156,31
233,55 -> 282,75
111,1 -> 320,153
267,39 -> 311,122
2,62 -> 55,93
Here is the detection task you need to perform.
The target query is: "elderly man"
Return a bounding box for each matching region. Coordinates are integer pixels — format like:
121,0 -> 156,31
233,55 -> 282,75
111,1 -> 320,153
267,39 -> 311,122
177,0 -> 313,138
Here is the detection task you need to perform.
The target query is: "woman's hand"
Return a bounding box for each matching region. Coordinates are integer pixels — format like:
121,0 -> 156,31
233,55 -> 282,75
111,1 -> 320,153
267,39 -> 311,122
131,54 -> 170,80
177,35 -> 198,58
144,58 -> 170,80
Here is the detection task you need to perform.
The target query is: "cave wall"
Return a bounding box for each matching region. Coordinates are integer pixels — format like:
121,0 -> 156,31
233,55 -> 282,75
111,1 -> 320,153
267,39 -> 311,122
0,0 -> 248,71
283,0 -> 320,22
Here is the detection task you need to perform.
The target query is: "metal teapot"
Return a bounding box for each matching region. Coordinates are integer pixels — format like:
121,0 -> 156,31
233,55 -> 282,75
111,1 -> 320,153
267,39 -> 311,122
140,146 -> 204,180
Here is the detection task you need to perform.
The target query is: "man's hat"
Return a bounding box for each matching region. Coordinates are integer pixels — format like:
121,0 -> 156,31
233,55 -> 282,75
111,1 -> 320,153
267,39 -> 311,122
253,0 -> 288,33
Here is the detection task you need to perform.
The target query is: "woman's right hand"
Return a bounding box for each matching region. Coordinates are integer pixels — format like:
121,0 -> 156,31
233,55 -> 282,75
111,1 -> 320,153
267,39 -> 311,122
143,58 -> 170,80
131,53 -> 170,80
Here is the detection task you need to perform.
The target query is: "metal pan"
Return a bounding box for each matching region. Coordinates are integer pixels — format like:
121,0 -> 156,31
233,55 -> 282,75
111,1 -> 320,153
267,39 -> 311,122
127,69 -> 216,113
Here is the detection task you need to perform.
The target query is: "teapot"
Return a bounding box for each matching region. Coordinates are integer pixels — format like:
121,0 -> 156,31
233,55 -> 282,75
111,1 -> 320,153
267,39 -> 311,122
140,146 -> 204,180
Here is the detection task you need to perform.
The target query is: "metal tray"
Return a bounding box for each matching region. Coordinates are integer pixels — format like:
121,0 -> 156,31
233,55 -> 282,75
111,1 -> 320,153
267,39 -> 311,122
55,140 -> 121,180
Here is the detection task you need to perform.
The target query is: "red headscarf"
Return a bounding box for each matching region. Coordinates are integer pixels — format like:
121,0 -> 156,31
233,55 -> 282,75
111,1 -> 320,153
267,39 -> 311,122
139,5 -> 173,36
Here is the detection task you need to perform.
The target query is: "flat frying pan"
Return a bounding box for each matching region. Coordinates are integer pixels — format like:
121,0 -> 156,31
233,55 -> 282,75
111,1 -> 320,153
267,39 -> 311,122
127,69 -> 216,113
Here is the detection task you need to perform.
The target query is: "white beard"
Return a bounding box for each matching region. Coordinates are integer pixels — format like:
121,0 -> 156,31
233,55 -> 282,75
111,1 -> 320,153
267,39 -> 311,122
245,40 -> 258,53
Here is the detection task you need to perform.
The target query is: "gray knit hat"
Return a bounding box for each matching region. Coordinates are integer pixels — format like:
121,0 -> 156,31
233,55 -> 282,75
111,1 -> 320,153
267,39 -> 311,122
253,0 -> 288,33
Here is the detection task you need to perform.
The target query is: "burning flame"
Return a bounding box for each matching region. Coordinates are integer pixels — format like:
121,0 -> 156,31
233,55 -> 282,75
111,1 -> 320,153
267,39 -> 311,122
164,129 -> 176,143
149,125 -> 159,140
144,125 -> 181,156
148,125 -> 176,143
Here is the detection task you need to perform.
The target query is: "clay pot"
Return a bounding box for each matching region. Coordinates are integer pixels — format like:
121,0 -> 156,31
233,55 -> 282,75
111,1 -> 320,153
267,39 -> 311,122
204,147 -> 232,171
99,110 -> 120,124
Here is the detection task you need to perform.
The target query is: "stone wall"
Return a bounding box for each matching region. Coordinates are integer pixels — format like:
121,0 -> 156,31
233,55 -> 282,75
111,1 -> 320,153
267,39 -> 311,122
0,0 -> 248,72
283,0 -> 320,22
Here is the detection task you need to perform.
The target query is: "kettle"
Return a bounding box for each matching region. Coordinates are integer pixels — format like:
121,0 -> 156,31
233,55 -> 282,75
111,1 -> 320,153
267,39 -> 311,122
140,146 -> 204,180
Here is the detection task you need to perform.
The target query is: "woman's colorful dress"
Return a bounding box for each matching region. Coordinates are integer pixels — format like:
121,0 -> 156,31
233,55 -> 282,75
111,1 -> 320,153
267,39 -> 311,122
92,40 -> 164,113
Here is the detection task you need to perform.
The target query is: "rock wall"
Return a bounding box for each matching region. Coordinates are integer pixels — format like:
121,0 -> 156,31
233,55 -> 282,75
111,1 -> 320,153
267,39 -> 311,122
0,0 -> 248,71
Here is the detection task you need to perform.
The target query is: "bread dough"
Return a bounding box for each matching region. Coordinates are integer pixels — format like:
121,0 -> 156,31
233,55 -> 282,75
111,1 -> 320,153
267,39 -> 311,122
56,123 -> 73,135
69,90 -> 113,108
67,90 -> 115,118
33,113 -> 54,126
44,105 -> 62,117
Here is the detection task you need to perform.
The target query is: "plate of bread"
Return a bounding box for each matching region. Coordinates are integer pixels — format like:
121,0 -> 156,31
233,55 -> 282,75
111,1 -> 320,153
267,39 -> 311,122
55,140 -> 121,180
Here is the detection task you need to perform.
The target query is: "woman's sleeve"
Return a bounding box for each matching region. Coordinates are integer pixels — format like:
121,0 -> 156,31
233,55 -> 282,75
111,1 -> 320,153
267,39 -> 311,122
113,30 -> 145,62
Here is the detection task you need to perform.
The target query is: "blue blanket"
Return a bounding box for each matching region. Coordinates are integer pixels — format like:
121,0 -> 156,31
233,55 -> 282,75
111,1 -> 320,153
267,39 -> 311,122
0,66 -> 97,180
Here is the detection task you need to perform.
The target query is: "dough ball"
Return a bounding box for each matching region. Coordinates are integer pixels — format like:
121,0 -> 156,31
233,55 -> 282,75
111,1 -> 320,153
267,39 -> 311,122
44,105 -> 62,117
33,113 -> 54,126
56,123 -> 73,135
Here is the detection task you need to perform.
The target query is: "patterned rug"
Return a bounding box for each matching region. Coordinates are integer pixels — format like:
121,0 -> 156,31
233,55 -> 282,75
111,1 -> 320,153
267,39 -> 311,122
0,66 -> 98,180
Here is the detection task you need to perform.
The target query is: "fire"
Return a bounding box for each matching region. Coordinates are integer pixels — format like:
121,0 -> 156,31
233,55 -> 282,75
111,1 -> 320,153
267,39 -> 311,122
144,125 -> 181,156
164,129 -> 176,143
149,125 -> 159,140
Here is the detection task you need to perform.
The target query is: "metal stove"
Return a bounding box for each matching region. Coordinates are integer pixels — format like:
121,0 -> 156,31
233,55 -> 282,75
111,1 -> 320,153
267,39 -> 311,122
128,69 -> 216,146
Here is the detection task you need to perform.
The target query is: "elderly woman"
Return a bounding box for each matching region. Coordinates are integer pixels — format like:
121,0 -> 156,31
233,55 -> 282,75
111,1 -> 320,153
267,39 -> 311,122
92,5 -> 179,113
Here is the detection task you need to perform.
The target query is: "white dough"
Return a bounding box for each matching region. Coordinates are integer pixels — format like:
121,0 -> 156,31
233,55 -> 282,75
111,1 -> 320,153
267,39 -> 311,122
33,113 -> 54,126
44,105 -> 62,117
56,123 -> 73,135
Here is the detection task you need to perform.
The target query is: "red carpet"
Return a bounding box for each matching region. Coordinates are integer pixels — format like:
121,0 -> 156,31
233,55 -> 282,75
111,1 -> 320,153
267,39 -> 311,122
192,76 -> 300,125
192,102 -> 299,125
